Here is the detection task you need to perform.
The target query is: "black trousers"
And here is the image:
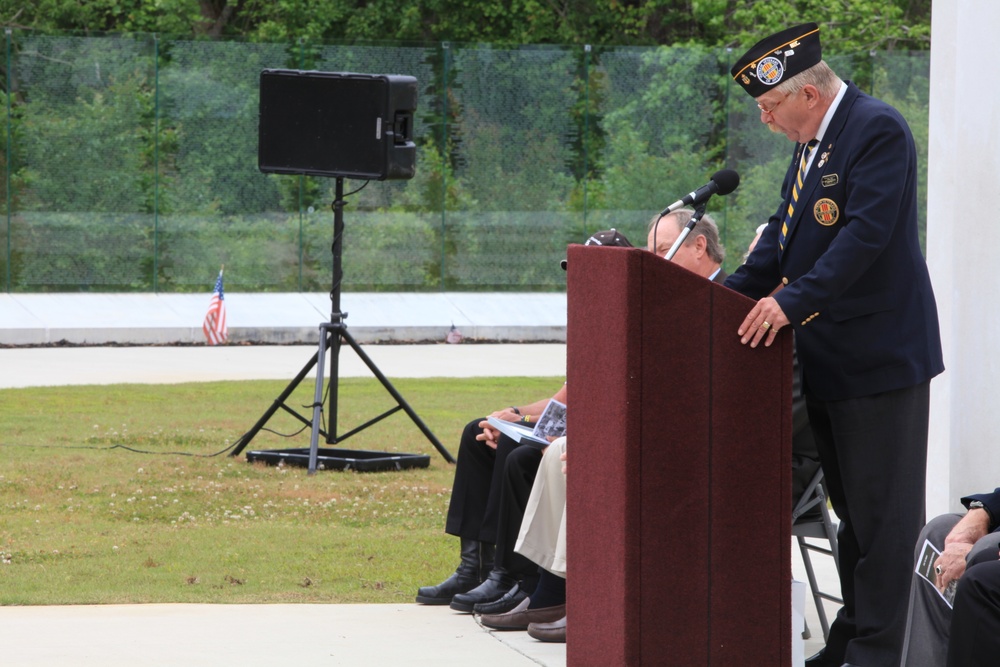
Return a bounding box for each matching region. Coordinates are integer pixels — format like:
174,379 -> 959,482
444,417 -> 523,544
947,554 -> 1000,667
442,417 -> 544,580
494,444 -> 543,576
806,381 -> 930,667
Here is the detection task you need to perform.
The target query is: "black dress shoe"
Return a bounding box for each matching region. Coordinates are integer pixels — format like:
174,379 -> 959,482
473,583 -> 528,615
450,568 -> 517,612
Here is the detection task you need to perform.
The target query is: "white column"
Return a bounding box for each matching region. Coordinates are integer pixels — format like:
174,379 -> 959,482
926,1 -> 1000,515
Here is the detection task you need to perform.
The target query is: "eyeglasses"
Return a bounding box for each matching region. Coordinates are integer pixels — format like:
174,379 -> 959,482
756,91 -> 791,115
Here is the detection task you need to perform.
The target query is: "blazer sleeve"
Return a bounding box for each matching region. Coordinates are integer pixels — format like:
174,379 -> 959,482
722,155 -> 796,299
962,488 -> 1000,533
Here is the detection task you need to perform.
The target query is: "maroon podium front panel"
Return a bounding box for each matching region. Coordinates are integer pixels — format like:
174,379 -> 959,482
566,245 -> 792,666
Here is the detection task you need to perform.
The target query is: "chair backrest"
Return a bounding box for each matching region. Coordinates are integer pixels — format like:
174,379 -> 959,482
790,466 -> 842,643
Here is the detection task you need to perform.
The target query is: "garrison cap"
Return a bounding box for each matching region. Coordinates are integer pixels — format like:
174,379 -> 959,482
731,23 -> 822,98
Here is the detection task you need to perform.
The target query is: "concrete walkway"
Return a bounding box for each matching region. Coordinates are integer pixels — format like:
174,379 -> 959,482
0,603 -> 565,667
0,343 -> 569,389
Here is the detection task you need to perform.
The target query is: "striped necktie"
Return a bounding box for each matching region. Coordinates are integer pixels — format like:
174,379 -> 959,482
779,139 -> 818,250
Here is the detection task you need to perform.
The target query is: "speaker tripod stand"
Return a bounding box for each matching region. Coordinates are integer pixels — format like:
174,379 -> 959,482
229,178 -> 455,473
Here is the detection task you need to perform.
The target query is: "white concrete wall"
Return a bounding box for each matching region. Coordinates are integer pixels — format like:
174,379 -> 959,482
926,1 -> 1000,515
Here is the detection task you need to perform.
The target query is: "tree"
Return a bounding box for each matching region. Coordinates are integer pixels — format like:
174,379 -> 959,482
724,0 -> 930,52
0,1 -> 931,51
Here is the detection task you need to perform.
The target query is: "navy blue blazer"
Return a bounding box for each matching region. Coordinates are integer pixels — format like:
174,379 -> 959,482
725,82 -> 943,401
963,489 -> 1000,534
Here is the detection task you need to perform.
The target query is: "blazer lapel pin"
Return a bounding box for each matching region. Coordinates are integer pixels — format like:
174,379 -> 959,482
817,144 -> 833,169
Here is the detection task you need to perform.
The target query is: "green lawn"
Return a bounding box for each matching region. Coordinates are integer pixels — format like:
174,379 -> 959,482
0,376 -> 561,605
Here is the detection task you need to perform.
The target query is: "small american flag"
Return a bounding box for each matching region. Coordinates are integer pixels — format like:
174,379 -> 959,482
202,268 -> 227,345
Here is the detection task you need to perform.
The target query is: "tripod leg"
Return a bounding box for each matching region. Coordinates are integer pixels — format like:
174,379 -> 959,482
229,351 -> 321,457
307,327 -> 332,475
340,328 -> 455,464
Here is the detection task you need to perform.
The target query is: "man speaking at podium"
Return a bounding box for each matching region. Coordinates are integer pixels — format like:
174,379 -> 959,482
723,23 -> 944,667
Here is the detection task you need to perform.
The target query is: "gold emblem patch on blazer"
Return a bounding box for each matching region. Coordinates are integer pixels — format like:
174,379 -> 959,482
814,198 -> 839,226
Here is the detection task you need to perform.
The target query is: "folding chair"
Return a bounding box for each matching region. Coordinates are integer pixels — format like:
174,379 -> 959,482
791,467 -> 843,642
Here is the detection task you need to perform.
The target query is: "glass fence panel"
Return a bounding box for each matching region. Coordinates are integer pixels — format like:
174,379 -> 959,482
0,34 -> 930,292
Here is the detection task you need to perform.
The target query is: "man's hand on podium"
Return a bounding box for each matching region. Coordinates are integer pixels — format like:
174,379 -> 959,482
737,296 -> 789,348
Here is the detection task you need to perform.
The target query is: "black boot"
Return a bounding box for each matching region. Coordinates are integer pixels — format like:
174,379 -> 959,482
449,566 -> 518,612
415,539 -> 493,605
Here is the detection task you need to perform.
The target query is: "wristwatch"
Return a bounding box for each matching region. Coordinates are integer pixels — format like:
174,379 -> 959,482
969,500 -> 985,510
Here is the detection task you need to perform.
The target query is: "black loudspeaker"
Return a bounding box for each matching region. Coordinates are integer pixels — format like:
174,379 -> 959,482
257,69 -> 417,180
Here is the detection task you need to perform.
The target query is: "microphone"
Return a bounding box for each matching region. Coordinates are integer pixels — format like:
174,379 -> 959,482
659,169 -> 740,216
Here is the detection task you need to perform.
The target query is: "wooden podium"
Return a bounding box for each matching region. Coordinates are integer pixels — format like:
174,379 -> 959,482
565,245 -> 793,665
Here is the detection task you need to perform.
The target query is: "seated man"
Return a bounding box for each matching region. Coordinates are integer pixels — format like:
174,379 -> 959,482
449,424 -> 550,612
646,208 -> 727,284
415,383 -> 566,608
419,229 -> 635,612
475,209 -> 730,623
466,210 -> 726,615
900,488 -> 1000,666
948,551 -> 1000,666
480,436 -> 568,640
